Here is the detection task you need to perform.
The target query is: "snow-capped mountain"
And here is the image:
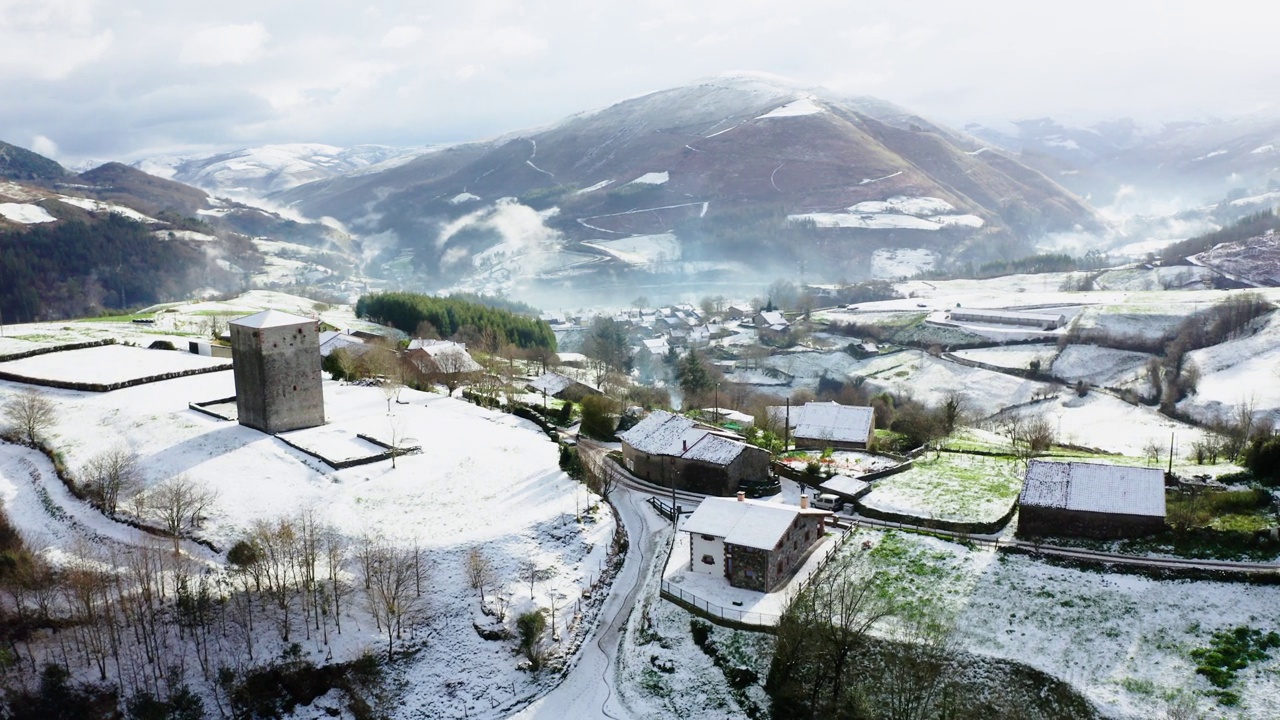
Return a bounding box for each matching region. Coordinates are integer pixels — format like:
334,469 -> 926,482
263,74 -> 1099,298
135,143 -> 428,200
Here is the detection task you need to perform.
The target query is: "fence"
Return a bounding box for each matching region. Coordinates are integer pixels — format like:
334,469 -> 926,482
659,581 -> 781,629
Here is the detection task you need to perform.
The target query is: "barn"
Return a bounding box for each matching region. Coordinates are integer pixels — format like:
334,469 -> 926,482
1017,460 -> 1167,539
620,410 -> 771,496
767,401 -> 876,450
948,308 -> 1068,330
682,493 -> 830,592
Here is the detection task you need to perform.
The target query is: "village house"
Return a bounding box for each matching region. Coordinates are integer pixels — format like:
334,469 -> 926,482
1017,460 -> 1167,539
620,410 -> 771,496
527,371 -> 602,402
682,493 -> 830,592
318,329 -> 365,358
754,310 -> 791,343
404,339 -> 482,376
768,401 -> 876,450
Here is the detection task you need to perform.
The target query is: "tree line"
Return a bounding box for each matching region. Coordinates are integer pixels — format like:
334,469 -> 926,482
356,292 -> 556,351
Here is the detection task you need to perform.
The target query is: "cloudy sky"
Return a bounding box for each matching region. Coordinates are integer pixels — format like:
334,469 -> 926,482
2,0 -> 1276,164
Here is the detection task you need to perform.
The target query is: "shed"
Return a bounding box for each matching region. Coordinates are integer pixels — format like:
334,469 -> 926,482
1017,460 -> 1166,539
767,401 -> 876,450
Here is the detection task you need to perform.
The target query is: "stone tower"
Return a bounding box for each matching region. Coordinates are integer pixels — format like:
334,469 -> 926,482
229,309 -> 325,434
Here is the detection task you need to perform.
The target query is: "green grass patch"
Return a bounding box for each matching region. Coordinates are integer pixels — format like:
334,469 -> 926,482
1190,626 -> 1280,701
862,451 -> 1023,523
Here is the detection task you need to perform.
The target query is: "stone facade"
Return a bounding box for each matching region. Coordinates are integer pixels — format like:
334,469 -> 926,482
724,513 -> 827,592
230,311 -> 325,434
623,442 -> 771,496
1017,506 -> 1166,540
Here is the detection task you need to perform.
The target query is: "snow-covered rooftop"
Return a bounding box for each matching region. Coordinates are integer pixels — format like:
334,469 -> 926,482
820,474 -> 870,498
682,496 -> 825,551
620,410 -> 753,467
1020,460 -> 1166,518
230,308 -> 314,329
768,402 -> 875,444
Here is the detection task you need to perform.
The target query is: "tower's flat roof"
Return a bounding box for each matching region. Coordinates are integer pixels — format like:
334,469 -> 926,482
229,309 -> 314,329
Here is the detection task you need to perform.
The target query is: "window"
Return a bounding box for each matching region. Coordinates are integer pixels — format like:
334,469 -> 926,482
701,555 -> 715,565
701,535 -> 716,542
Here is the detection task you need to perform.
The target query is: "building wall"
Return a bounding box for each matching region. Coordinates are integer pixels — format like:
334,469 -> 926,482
794,436 -> 869,451
725,513 -> 827,591
690,533 -> 726,578
231,321 -> 325,434
1017,506 -> 1165,539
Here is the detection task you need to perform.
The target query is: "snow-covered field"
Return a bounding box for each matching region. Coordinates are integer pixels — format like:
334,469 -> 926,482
0,344 -> 229,384
858,353 -> 1051,418
0,369 -> 615,718
856,529 -> 1280,719
1051,345 -> 1152,387
58,196 -> 159,223
952,344 -> 1057,371
0,202 -> 56,224
870,248 -> 938,278
581,233 -> 681,265
1178,312 -> 1280,424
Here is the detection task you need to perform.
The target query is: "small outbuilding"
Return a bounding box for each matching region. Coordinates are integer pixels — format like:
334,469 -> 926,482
683,493 -> 830,592
1017,460 -> 1166,539
527,371 -> 602,402
948,308 -> 1068,331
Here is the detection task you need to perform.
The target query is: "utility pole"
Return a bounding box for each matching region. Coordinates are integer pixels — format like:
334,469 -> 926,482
1168,431 -> 1175,475
784,398 -> 791,452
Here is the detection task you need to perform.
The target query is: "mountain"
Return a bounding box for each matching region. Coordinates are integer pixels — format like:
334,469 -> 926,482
966,115 -> 1280,213
135,144 -> 427,200
267,75 -> 1099,300
0,140 -> 68,183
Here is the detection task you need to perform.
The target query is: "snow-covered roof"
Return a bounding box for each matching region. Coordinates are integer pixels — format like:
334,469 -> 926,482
683,497 -> 826,551
642,338 -> 669,352
319,331 -> 364,357
1020,460 -> 1166,518
620,410 -> 753,467
407,339 -> 482,372
820,474 -> 870,498
230,309 -> 314,329
767,402 -> 875,444
528,371 -> 596,396
756,311 -> 788,327
949,309 -> 1066,325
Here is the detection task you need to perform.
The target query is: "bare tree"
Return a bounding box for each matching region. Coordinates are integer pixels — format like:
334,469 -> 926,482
80,446 -> 141,516
142,475 -> 219,554
580,445 -> 617,500
1142,439 -> 1164,467
465,546 -> 495,603
3,388 -> 56,446
362,540 -> 427,659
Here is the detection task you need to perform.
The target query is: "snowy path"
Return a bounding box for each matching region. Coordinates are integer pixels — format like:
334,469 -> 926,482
514,486 -> 657,719
0,442 -> 219,562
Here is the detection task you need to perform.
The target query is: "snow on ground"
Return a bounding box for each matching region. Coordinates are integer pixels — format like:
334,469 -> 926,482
0,372 -> 616,719
0,181 -> 43,202
1094,266 -> 1216,291
0,202 -> 56,224
1229,190 -> 1280,207
761,350 -> 870,390
1072,302 -> 1188,340
790,211 -> 944,230
859,353 -> 1051,418
1051,345 -> 1152,388
777,451 -> 896,478
573,180 -> 612,195
754,97 -> 825,119
0,344 -> 229,384
860,452 -> 1021,524
1028,392 -> 1208,457
155,229 -> 218,243
951,344 -> 1057,371
850,196 -> 956,216
1178,313 -> 1280,423
852,529 -> 1280,719
450,192 -> 480,204
58,196 -> 158,223
870,248 -> 938,278
581,233 -> 681,265
627,172 -> 669,186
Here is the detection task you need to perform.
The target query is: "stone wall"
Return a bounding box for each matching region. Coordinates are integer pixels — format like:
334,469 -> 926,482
1017,506 -> 1166,539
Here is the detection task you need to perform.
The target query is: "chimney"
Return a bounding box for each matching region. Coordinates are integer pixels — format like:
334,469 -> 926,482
736,491 -> 745,502
800,493 -> 810,509
683,440 -> 688,453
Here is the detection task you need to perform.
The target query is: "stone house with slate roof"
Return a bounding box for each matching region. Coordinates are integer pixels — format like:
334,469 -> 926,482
682,493 -> 830,591
1017,460 -> 1167,539
619,410 -> 770,496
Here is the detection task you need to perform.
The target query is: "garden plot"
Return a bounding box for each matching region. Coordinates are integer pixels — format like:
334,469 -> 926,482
0,374 -> 616,719
952,344 -> 1057,371
859,452 -> 1022,525
0,344 -> 229,385
1051,345 -> 1152,387
777,451 -> 897,478
852,530 -> 1280,719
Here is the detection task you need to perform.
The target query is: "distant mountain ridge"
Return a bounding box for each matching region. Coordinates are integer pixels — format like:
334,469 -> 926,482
135,144 -> 428,200
264,75 -> 1099,297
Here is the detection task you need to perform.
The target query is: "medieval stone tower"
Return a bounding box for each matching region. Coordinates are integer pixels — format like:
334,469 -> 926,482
229,309 -> 325,434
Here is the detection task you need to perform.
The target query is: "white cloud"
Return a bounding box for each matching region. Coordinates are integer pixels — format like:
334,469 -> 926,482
179,23 -> 270,66
381,25 -> 422,49
30,135 -> 58,157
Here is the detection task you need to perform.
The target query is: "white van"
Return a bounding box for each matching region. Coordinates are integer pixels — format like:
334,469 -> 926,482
812,493 -> 843,512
